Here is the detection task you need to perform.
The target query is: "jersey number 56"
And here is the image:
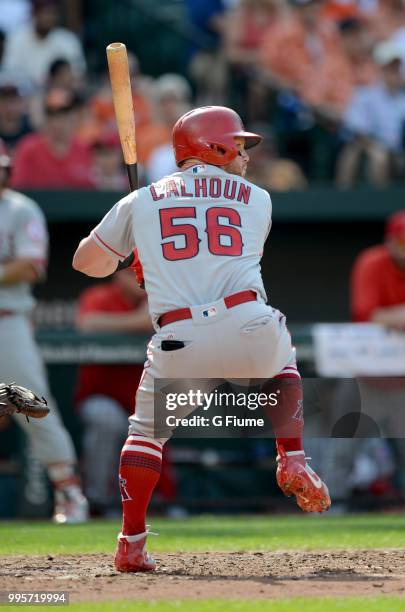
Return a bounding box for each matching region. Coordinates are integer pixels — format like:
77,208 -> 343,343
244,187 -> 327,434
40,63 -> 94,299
159,206 -> 243,261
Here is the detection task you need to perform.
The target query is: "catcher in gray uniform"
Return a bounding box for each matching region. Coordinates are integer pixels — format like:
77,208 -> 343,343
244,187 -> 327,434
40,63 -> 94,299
0,140 -> 88,523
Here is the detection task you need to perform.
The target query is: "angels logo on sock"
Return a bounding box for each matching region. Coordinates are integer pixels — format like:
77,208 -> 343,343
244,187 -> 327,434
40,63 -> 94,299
119,476 -> 132,501
293,399 -> 303,422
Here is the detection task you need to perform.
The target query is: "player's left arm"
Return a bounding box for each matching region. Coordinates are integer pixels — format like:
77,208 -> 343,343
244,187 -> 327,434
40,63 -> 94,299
261,188 -> 273,244
73,193 -> 135,278
1,201 -> 49,285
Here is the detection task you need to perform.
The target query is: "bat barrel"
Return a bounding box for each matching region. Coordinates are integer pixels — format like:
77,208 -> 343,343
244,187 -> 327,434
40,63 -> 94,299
107,42 -> 125,51
106,42 -> 137,167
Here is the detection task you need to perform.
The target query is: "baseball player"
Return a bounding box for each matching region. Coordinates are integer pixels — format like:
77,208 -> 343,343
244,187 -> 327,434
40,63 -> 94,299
0,140 -> 88,523
73,106 -> 331,572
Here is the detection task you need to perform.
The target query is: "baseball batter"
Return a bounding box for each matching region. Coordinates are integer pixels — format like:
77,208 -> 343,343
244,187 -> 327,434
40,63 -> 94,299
73,106 -> 330,572
0,140 -> 88,524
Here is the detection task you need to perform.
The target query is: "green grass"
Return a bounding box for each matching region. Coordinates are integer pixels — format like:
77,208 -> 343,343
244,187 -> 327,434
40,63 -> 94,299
1,517 -> 404,610
0,514 -> 405,556
8,599 -> 405,612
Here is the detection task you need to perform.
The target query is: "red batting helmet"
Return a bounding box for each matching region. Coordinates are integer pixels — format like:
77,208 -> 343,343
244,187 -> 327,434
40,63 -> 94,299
172,106 -> 262,167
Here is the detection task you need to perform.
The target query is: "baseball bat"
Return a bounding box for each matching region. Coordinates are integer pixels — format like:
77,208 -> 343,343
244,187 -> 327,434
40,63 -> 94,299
106,41 -> 138,192
106,42 -> 137,270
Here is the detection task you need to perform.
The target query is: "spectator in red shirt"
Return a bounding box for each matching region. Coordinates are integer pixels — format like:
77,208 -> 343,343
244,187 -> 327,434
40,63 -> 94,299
351,211 -> 405,328
10,88 -> 94,189
0,78 -> 32,155
91,130 -> 127,191
344,211 -> 405,497
75,270 -> 153,514
319,211 -> 405,508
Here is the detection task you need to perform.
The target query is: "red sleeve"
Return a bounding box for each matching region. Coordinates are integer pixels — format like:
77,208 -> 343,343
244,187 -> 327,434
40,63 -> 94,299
350,251 -> 382,322
10,137 -> 36,189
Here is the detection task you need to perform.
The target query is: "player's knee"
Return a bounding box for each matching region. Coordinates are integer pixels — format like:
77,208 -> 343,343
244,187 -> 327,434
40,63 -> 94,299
128,420 -> 169,446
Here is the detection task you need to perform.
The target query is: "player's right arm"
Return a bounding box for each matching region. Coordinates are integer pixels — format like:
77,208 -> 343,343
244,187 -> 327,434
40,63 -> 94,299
73,193 -> 135,278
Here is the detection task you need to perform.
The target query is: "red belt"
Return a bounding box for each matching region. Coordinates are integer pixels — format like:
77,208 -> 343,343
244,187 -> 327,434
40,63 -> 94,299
0,310 -> 13,317
158,290 -> 257,328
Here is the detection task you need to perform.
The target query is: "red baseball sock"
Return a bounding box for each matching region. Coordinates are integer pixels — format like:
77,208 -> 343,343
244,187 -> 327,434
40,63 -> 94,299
119,434 -> 163,536
263,366 -> 304,453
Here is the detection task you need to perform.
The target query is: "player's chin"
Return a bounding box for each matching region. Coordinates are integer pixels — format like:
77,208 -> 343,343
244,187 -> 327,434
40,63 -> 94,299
235,165 -> 247,178
228,164 -> 247,178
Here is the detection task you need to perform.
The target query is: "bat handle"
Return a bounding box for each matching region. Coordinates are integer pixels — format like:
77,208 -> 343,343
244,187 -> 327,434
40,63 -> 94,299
126,163 -> 138,192
115,163 -> 140,275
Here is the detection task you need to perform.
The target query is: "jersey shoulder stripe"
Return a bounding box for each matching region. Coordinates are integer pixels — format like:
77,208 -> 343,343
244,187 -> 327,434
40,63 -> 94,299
91,230 -> 126,258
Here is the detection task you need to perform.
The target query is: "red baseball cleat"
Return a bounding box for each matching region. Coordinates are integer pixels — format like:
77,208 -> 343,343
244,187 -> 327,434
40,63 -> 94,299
276,446 -> 331,513
114,531 -> 156,573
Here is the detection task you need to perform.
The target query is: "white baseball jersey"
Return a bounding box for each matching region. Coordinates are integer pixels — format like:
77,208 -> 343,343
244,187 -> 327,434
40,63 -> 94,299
92,164 -> 271,326
0,188 -> 48,313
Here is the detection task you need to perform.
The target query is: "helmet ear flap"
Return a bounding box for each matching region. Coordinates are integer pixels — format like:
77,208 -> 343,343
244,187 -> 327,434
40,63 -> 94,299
210,143 -> 226,156
205,141 -> 237,165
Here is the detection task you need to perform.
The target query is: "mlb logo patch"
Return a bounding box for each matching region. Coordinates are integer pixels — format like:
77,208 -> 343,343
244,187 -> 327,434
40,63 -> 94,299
202,307 -> 217,318
192,165 -> 206,174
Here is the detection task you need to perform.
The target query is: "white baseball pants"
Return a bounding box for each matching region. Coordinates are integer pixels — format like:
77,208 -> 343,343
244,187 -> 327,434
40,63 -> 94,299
129,298 -> 296,440
0,315 -> 76,466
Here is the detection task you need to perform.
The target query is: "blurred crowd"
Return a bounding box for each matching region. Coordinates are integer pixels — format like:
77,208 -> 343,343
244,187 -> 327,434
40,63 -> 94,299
0,0 -> 193,191
0,0 -> 404,190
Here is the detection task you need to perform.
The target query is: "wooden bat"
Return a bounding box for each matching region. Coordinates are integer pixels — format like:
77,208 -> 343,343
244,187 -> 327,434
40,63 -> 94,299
106,41 -> 138,271
106,41 -> 138,192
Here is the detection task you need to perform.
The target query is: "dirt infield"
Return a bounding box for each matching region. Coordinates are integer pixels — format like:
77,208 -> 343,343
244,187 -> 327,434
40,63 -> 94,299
1,550 -> 405,601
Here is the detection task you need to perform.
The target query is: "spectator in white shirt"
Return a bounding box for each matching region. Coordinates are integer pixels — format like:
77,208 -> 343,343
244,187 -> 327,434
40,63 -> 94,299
2,0 -> 86,89
336,42 -> 405,187
0,0 -> 30,35
390,28 -> 405,77
146,74 -> 192,182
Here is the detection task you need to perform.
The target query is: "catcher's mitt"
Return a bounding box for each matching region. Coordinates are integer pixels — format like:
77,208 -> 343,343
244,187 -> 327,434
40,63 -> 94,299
0,383 -> 49,421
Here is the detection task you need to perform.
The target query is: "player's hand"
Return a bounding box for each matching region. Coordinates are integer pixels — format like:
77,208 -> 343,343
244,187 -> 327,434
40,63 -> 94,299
117,249 -> 145,288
